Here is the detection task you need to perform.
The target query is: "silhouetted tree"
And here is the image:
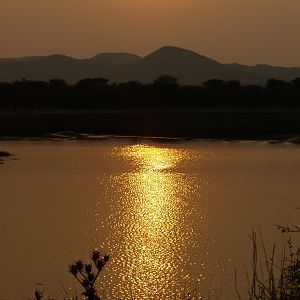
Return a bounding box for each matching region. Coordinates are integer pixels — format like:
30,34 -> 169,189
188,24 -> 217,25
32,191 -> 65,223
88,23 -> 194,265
1,76 -> 300,110
153,75 -> 179,87
292,78 -> 300,90
267,78 -> 289,89
227,80 -> 241,88
75,78 -> 108,90
203,79 -> 225,89
152,75 -> 180,109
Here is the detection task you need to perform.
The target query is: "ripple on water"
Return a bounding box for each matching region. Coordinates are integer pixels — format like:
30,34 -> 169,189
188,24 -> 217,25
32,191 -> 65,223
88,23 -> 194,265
95,144 -> 205,299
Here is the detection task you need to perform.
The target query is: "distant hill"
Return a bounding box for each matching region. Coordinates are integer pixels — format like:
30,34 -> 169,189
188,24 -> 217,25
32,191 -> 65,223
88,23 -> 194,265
0,46 -> 300,84
0,56 -> 46,62
226,63 -> 300,82
127,46 -> 261,85
89,53 -> 141,65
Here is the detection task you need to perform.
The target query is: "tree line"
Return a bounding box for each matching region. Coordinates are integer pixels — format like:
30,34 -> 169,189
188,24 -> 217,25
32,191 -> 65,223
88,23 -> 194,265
0,75 -> 300,110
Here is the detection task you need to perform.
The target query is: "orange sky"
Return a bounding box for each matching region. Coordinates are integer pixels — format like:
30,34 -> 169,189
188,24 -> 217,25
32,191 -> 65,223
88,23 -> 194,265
1,0 -> 300,66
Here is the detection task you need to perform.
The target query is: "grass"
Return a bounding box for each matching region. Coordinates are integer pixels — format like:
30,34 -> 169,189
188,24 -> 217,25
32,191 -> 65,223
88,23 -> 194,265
236,227 -> 300,300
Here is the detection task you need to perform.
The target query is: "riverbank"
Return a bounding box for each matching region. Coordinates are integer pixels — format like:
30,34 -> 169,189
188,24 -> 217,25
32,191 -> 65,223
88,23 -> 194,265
1,109 -> 300,141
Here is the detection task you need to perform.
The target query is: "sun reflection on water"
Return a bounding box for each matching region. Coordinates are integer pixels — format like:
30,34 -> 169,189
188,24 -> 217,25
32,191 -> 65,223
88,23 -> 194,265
99,144 -> 201,299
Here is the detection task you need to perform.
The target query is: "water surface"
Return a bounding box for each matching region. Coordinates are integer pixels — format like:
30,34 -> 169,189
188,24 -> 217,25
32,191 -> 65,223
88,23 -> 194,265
0,139 -> 299,299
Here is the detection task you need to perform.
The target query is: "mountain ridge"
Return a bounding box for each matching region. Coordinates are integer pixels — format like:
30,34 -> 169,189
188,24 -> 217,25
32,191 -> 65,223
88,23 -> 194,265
0,46 -> 299,84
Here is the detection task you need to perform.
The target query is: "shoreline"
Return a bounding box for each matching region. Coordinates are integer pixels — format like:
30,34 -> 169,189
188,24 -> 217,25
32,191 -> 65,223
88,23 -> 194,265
1,133 -> 300,144
1,109 -> 300,142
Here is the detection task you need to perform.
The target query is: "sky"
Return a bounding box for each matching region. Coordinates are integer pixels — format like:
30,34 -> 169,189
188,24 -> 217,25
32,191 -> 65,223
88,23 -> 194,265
1,0 -> 300,66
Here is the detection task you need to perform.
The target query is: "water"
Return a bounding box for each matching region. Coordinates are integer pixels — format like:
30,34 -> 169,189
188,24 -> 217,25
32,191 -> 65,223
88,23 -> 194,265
0,139 -> 300,299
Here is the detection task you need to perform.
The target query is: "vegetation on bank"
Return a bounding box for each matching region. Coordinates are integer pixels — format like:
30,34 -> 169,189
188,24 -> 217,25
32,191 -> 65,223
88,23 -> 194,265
0,76 -> 300,111
31,226 -> 300,300
236,227 -> 300,300
34,250 -> 110,300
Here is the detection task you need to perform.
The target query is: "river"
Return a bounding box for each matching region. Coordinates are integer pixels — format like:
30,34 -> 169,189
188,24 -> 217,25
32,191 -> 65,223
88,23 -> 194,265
0,139 -> 299,299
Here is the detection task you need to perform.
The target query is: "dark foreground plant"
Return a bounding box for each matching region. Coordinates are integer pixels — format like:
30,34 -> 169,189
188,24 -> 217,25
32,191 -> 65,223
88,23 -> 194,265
242,227 -> 300,300
34,288 -> 43,300
69,250 -> 110,300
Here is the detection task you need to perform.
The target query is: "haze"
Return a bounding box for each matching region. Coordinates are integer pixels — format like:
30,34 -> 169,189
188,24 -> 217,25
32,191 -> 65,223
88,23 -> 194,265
1,0 -> 300,66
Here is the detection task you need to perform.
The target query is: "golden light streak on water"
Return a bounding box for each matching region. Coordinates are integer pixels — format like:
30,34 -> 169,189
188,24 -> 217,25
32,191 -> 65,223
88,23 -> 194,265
99,144 -> 201,299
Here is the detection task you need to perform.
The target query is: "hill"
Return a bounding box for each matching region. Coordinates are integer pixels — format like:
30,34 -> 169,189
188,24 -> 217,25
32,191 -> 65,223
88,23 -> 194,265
227,63 -> 300,82
127,46 -> 261,84
0,46 -> 299,84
